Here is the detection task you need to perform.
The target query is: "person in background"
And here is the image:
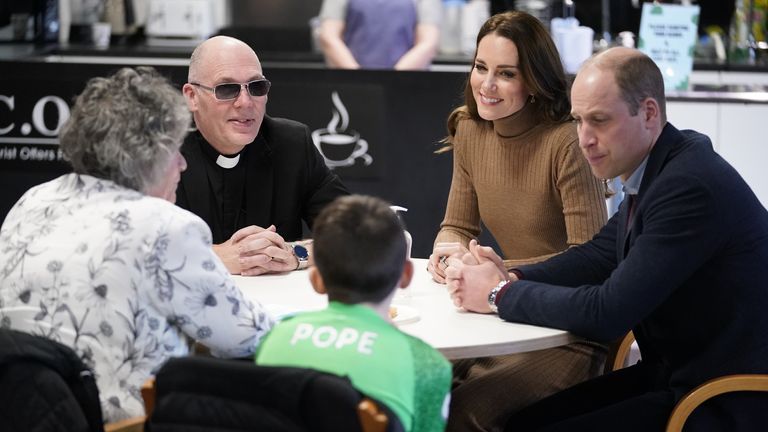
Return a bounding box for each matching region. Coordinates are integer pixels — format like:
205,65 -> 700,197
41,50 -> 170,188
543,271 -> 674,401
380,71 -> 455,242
256,195 -> 452,432
447,47 -> 768,431
426,11 -> 608,431
317,0 -> 441,70
0,67 -> 273,422
177,36 -> 349,276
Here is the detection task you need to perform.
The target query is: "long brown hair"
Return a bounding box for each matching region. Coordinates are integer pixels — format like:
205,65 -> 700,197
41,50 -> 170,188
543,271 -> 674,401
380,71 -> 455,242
440,11 -> 571,151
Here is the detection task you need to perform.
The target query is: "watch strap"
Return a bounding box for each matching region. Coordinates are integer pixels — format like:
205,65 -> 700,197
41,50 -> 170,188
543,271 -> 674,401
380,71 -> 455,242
488,280 -> 507,314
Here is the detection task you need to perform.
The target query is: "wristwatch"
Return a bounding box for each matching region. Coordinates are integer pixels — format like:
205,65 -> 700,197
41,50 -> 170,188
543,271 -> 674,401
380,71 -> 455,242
291,243 -> 310,270
487,280 -> 507,314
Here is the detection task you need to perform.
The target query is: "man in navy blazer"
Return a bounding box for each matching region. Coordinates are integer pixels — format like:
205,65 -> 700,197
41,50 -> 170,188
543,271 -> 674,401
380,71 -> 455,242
445,47 -> 768,430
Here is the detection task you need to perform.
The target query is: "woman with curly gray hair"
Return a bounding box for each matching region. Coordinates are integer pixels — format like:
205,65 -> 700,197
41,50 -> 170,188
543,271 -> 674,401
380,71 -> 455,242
0,67 -> 273,423
60,66 -> 190,200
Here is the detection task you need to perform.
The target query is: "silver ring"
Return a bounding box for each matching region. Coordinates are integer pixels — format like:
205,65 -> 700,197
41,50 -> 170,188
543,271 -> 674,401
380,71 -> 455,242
439,255 -> 448,267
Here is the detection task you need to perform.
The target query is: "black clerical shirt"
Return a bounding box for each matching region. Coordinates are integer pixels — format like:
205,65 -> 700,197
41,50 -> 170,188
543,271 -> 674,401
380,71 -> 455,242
198,138 -> 247,241
175,116 -> 350,245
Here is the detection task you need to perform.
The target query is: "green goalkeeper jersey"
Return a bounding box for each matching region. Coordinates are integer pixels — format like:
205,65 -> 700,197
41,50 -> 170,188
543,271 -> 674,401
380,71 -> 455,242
255,301 -> 451,431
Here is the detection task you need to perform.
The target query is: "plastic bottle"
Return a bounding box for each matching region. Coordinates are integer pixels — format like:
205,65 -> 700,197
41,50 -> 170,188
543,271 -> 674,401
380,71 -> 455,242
729,0 -> 752,63
58,0 -> 71,45
461,0 -> 489,55
390,205 -> 412,303
34,0 -> 60,43
390,206 -> 412,259
440,0 -> 465,55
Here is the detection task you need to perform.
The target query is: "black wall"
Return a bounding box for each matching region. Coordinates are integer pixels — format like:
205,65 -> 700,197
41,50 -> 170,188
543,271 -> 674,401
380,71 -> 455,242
0,60 -> 473,258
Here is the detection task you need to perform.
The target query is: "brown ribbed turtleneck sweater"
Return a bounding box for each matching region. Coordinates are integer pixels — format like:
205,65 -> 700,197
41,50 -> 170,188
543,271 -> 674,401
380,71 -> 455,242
435,103 -> 607,267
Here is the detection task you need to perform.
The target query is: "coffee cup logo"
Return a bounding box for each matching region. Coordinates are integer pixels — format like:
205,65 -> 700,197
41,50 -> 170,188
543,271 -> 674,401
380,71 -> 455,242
311,91 -> 373,168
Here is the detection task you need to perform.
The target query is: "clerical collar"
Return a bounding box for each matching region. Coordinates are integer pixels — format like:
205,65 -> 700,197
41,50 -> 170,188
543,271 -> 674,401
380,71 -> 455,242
492,100 -> 539,138
197,133 -> 244,170
216,153 -> 240,169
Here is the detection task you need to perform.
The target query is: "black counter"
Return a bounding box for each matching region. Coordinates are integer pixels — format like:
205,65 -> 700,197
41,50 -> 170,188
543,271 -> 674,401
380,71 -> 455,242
0,51 -> 766,256
0,60 -> 463,257
3,38 -> 768,72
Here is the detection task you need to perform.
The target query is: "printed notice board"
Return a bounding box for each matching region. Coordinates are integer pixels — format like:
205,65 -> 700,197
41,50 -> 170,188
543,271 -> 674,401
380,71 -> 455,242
638,3 -> 700,91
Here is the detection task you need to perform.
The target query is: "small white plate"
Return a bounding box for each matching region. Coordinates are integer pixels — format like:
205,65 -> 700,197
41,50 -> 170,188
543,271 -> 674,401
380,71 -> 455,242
391,304 -> 420,325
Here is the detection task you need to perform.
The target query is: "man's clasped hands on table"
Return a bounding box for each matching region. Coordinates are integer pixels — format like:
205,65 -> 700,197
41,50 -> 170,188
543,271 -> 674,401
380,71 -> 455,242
430,240 -> 512,313
213,224 -> 311,276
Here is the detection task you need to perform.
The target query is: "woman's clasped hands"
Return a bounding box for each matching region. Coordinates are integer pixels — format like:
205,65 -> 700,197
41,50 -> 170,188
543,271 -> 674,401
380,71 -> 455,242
428,242 -> 470,283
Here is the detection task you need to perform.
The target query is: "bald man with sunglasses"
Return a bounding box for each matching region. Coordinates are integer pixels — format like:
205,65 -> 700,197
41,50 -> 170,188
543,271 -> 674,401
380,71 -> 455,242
178,36 -> 349,276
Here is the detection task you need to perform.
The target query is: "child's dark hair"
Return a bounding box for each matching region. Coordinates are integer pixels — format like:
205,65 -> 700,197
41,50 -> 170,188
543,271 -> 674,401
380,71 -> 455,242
312,195 -> 406,304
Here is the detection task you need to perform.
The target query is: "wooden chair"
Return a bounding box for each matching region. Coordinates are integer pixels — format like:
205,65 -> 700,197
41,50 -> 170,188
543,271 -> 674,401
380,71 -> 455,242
604,331 -> 636,374
146,357 -> 403,431
141,377 -> 156,418
101,397 -> 389,432
607,332 -> 768,432
104,416 -> 145,432
100,377 -> 156,432
665,374 -> 768,432
357,398 -> 389,432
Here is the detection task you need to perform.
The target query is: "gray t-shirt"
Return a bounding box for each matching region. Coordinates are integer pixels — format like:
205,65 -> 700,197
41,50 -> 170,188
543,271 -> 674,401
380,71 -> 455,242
319,0 -> 442,26
319,0 -> 441,68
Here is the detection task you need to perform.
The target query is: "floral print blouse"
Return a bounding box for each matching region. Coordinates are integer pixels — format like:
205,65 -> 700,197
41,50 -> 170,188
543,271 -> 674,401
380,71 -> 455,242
0,174 -> 274,422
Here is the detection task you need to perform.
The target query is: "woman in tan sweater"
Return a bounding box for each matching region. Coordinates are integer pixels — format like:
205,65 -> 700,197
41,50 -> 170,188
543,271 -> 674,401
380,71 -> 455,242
427,12 -> 609,431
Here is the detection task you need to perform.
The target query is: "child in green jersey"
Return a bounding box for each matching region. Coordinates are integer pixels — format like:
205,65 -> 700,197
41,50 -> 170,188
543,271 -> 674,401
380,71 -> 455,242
256,195 -> 451,431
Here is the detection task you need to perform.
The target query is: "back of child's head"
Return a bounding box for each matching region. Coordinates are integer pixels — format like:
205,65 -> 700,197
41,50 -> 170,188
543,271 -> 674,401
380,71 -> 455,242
312,195 -> 407,304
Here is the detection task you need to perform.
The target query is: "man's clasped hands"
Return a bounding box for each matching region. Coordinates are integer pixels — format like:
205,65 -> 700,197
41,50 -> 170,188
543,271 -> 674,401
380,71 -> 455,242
428,240 -> 520,314
214,225 -> 306,276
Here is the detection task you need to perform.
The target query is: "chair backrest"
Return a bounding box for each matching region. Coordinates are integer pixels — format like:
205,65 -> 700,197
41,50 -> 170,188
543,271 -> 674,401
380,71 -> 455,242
666,374 -> 768,431
104,416 -> 146,432
0,329 -> 104,432
604,331 -> 636,374
146,356 -> 403,432
358,398 -> 389,432
141,378 -> 156,418
603,332 -> 768,431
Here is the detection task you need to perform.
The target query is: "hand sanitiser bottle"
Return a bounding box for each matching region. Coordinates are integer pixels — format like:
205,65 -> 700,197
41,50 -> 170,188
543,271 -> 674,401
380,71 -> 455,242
390,206 -> 412,259
390,205 -> 412,304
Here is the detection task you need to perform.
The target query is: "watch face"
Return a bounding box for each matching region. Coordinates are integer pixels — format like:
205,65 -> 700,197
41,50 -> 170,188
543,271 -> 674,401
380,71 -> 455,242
293,244 -> 309,261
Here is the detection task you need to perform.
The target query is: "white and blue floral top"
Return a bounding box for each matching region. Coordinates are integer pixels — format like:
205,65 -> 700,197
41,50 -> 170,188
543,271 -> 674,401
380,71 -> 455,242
0,174 -> 274,422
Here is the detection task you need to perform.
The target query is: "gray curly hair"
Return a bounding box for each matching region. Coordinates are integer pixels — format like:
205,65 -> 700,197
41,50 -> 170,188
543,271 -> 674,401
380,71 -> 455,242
59,66 -> 190,193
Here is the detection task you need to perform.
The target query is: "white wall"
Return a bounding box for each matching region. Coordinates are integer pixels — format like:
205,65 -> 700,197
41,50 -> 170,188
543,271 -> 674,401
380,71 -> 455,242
718,103 -> 768,208
667,100 -> 768,209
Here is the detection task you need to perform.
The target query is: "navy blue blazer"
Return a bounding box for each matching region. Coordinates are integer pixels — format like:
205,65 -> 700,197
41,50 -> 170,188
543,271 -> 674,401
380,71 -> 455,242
176,116 -> 349,243
501,123 -> 768,397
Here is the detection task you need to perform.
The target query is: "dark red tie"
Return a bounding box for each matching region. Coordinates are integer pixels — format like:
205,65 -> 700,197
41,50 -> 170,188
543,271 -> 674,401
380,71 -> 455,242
626,194 -> 637,226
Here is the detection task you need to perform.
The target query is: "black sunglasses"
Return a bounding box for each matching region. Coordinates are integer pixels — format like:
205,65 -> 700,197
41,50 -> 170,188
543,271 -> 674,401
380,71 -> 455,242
190,79 -> 271,100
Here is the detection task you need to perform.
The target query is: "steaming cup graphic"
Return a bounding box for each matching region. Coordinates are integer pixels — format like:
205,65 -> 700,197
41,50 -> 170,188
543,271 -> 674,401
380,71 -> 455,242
312,91 -> 374,168
311,128 -> 372,168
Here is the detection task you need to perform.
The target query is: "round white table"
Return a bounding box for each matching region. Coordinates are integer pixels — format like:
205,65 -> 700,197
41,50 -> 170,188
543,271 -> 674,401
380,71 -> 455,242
235,258 -> 578,360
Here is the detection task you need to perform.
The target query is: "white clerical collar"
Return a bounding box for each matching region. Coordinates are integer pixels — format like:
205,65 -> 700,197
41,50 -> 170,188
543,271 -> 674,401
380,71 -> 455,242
216,153 -> 241,169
